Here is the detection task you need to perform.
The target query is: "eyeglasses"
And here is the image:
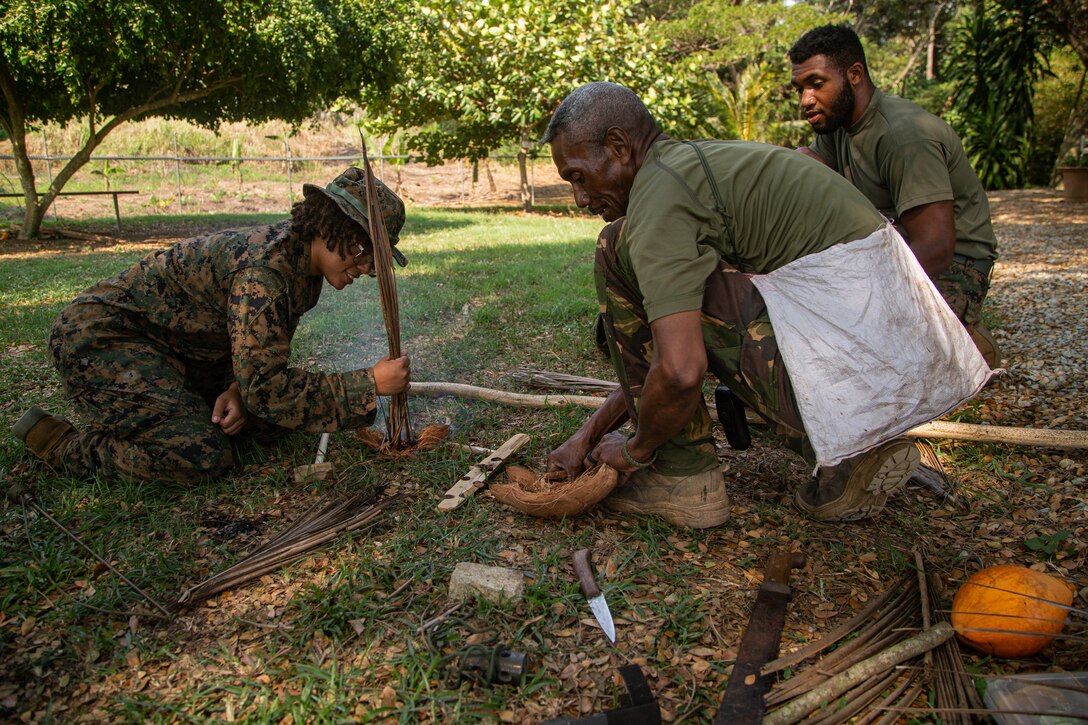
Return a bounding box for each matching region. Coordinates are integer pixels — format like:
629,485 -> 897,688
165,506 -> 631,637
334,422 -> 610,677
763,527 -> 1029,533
351,244 -> 377,277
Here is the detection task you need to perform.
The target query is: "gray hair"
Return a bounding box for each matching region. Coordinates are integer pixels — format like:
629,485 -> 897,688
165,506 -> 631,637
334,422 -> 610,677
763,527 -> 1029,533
540,82 -> 658,148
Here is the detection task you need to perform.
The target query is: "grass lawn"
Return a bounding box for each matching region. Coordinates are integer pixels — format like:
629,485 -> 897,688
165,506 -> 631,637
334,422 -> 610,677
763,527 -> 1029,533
1,200 -> 1085,723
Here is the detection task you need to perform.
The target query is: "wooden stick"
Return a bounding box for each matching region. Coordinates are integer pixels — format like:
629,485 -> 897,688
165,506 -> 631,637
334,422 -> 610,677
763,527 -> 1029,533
437,433 -> 530,511
411,381 -> 606,409
906,420 -> 1088,448
360,141 -> 412,447
762,623 -> 955,725
410,382 -> 1088,448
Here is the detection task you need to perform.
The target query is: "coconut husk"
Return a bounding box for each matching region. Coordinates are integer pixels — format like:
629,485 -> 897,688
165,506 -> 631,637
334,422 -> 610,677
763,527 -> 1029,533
354,424 -> 450,458
488,464 -> 620,519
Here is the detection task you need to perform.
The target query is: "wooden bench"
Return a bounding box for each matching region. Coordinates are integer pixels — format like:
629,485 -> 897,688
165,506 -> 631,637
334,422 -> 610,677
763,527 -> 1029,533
0,190 -> 139,233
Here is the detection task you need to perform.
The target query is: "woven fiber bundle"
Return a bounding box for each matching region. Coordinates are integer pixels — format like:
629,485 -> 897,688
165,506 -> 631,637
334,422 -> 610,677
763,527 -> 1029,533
489,464 -> 620,519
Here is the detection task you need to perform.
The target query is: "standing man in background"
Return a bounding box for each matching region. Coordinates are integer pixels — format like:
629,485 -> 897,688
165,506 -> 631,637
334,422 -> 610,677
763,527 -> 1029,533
789,24 -> 1000,367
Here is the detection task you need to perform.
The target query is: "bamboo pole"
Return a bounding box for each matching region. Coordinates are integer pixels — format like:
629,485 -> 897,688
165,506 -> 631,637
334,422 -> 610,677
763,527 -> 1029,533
409,382 -> 1088,448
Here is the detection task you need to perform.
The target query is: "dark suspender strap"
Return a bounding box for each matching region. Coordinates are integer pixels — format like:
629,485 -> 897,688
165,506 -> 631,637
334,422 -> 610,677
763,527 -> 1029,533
684,140 -> 728,226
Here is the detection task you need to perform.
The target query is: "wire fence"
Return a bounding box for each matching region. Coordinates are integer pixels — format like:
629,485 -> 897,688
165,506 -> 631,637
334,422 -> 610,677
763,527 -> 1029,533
0,138 -> 571,231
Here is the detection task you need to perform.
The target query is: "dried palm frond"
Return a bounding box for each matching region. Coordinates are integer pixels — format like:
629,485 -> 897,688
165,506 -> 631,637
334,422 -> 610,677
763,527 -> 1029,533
507,367 -> 618,394
361,140 -> 413,448
175,492 -> 401,609
762,553 -> 981,725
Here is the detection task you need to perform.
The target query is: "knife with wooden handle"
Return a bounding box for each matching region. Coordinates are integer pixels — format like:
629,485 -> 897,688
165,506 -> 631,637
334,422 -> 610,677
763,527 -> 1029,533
573,548 -> 616,644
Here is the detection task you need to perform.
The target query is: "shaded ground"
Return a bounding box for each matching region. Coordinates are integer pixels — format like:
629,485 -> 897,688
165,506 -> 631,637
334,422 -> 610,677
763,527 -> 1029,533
0,189 -> 1085,723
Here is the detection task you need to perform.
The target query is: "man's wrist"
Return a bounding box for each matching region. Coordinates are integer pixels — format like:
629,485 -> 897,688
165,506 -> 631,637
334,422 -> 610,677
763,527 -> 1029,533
622,439 -> 656,469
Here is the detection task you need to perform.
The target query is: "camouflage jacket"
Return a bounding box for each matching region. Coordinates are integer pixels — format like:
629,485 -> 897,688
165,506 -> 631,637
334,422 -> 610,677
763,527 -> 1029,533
62,221 -> 376,432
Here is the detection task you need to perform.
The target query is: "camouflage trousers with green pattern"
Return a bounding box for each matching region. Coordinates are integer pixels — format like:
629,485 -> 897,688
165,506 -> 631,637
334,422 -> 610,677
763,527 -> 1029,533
594,219 -> 810,476
932,255 -> 992,329
48,303 -> 286,485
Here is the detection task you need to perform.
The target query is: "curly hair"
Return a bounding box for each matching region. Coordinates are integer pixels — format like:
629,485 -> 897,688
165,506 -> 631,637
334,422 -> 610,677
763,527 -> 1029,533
788,24 -> 869,76
290,192 -> 372,260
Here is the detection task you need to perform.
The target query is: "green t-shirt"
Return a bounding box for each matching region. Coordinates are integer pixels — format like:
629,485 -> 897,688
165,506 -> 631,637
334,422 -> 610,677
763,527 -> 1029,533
810,89 -> 997,261
624,138 -> 884,322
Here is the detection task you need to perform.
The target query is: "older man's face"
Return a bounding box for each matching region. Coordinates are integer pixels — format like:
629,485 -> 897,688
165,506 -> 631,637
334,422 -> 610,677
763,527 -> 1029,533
550,134 -> 634,222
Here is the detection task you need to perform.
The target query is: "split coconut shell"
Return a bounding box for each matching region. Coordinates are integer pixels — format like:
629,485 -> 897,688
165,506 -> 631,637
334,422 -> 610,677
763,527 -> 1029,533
951,564 -> 1074,658
489,464 -> 620,519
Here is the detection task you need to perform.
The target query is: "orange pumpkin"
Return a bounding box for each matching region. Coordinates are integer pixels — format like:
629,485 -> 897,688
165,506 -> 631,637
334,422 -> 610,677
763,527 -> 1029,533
951,565 -> 1074,658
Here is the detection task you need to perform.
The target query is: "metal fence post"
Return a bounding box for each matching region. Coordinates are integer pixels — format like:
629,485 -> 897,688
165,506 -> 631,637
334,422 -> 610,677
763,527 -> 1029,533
173,132 -> 183,212
284,133 -> 293,204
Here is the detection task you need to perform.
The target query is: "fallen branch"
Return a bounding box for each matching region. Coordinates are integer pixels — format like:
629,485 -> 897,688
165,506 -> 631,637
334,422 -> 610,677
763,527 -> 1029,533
55,228 -> 115,243
410,382 -> 1088,449
905,420 -> 1088,449
411,381 -> 607,409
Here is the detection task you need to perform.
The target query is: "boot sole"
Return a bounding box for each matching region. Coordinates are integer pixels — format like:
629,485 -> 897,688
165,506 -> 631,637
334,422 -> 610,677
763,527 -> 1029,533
798,440 -> 920,522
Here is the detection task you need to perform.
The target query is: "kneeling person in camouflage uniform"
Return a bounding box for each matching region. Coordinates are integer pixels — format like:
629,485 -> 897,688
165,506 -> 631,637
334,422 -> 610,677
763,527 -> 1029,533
541,83 -> 988,529
12,168 -> 411,484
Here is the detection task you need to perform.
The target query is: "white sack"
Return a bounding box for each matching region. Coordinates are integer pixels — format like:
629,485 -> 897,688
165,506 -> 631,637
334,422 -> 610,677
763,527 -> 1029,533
750,224 -> 990,470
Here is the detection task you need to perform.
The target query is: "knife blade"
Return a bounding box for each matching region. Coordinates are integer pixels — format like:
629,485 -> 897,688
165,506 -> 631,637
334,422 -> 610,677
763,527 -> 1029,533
573,548 -> 616,644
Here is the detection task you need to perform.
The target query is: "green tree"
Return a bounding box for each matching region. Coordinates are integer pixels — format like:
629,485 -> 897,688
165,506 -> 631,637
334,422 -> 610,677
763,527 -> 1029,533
656,1 -> 837,144
360,0 -> 698,211
944,0 -> 1052,189
1040,0 -> 1088,175
0,0 -> 405,239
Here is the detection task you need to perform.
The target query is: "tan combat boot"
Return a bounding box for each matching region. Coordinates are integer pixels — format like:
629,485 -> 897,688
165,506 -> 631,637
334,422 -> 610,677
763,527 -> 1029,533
968,322 -> 1001,369
796,437 -> 920,522
11,406 -> 78,464
601,467 -> 730,529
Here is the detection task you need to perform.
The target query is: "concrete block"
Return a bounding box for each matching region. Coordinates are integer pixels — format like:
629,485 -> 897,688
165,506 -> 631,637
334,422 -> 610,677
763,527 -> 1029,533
449,562 -> 525,603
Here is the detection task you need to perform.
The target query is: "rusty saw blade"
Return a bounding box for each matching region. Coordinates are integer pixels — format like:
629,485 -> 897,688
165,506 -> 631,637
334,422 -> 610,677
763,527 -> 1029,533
714,551 -> 806,724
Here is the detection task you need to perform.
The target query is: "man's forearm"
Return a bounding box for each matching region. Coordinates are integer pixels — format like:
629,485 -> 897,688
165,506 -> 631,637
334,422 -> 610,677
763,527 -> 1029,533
575,388 -> 629,444
625,365 -> 702,462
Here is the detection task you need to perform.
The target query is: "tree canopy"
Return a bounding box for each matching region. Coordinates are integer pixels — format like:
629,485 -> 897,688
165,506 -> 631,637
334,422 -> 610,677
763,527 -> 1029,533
360,0 -> 698,210
0,0 -> 407,238
656,0 -> 836,142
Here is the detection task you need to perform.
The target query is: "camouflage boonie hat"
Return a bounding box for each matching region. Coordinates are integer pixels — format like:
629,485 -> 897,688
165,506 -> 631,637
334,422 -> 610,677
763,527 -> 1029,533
303,167 -> 408,267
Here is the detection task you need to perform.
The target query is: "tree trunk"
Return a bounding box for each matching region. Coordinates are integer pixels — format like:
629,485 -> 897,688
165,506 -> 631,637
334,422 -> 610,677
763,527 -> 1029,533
518,131 -> 532,212
926,0 -> 952,81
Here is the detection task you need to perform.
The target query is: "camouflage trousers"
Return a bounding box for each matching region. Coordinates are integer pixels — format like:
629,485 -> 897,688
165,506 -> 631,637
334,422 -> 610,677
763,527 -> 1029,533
594,220 -> 809,476
47,303 -> 286,484
933,255 -> 992,329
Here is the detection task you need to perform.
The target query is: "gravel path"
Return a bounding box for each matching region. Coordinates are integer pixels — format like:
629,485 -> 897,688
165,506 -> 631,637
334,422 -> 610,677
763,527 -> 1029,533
983,190 -> 1088,433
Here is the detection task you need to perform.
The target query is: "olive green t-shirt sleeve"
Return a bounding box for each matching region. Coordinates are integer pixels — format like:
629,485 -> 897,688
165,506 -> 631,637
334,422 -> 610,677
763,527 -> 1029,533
623,187 -> 722,324
881,139 -> 955,216
228,267 -> 377,432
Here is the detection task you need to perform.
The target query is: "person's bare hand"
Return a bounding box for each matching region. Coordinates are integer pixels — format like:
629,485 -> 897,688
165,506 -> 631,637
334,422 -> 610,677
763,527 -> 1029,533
588,430 -> 646,483
212,382 -> 247,435
373,354 -> 411,395
546,434 -> 596,481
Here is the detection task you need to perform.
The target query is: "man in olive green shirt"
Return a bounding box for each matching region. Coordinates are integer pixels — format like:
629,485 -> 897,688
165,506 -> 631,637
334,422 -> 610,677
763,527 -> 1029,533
789,24 -> 1000,366
541,82 -> 987,528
